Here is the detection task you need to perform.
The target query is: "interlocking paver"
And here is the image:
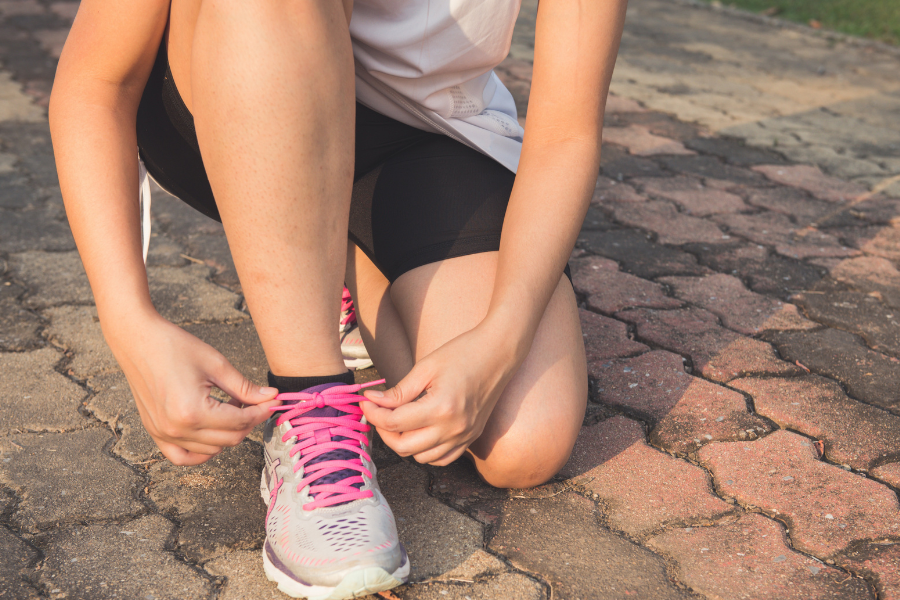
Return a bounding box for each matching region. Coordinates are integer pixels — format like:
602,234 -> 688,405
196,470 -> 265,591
600,143 -> 670,179
660,273 -> 816,335
578,229 -> 711,279
730,375 -> 900,471
699,430 -> 900,558
0,346 -> 87,435
10,250 -> 92,308
834,225 -> 900,262
85,373 -> 158,463
591,350 -> 771,454
397,573 -> 544,600
204,550 -> 285,600
488,492 -> 693,600
592,175 -> 644,203
766,328 -> 900,412
379,461 -> 483,582
38,514 -> 213,599
617,307 -> 801,382
580,309 -> 648,364
714,212 -> 859,259
43,305 -> 117,378
0,281 -> 42,351
0,526 -> 40,600
571,256 -> 682,314
149,441 -> 266,563
648,513 -> 873,600
148,264 -> 246,324
0,428 -> 144,532
659,155 -> 768,187
753,165 -> 869,202
792,289 -> 900,356
838,543 -> 900,600
682,136 -> 788,167
634,175 -> 748,216
744,186 -> 833,222
829,256 -> 900,310
612,199 -> 728,245
182,320 -> 270,386
872,463 -> 900,489
559,415 -> 733,536
603,124 -> 695,156
684,240 -> 825,300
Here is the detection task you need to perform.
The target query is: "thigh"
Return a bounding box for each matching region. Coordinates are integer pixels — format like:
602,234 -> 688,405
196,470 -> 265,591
384,252 -> 587,488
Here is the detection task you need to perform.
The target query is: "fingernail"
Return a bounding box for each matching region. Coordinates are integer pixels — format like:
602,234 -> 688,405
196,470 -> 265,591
260,387 -> 278,395
367,390 -> 384,398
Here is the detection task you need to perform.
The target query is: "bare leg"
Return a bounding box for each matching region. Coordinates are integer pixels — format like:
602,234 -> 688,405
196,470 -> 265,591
347,245 -> 587,489
170,0 -> 355,376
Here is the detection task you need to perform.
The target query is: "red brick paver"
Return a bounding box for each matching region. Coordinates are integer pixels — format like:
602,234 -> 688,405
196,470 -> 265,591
571,255 -> 682,314
872,463 -> 900,489
753,165 -> 869,202
579,309 -> 648,363
839,543 -> 900,600
635,176 -> 748,216
612,200 -> 729,245
699,430 -> 900,558
649,513 -> 873,600
603,124 -> 695,157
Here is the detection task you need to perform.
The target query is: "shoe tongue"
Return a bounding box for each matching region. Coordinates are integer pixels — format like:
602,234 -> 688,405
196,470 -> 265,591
283,382 -> 346,419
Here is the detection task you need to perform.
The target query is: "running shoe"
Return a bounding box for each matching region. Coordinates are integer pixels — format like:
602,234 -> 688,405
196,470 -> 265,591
261,381 -> 408,600
340,288 -> 373,371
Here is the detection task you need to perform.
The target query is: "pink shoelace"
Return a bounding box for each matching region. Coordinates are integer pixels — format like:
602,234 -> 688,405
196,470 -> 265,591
340,287 -> 357,330
270,380 -> 383,510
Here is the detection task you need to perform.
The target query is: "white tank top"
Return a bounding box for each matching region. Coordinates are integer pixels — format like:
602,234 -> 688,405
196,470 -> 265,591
350,0 -> 524,172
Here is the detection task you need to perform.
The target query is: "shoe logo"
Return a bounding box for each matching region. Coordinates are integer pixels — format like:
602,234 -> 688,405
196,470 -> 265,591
266,459 -> 284,521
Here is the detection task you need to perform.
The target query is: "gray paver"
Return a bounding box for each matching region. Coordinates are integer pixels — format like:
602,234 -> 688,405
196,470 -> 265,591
148,264 -> 246,324
0,281 -> 43,351
0,428 -> 144,532
0,346 -> 87,435
43,305 -> 117,379
149,441 -> 266,564
379,461 -> 484,582
0,526 -> 40,600
38,514 -> 213,600
10,250 -> 92,308
85,373 -> 158,464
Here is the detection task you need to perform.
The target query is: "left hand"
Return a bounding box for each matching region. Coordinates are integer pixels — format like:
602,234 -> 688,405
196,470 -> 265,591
360,323 -> 521,466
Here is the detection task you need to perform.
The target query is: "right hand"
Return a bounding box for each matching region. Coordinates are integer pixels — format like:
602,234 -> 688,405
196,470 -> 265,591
104,310 -> 280,466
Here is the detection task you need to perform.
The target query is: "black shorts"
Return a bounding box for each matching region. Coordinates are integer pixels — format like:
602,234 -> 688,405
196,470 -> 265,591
137,42 -> 568,284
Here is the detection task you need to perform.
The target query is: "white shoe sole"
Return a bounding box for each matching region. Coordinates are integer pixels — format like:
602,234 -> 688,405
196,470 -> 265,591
343,356 -> 374,371
263,547 -> 408,600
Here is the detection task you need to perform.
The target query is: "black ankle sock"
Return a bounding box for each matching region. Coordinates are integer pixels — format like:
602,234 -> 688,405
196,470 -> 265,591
267,370 -> 355,394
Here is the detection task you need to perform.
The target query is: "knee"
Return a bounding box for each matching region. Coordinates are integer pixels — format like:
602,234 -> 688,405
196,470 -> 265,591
473,431 -> 578,490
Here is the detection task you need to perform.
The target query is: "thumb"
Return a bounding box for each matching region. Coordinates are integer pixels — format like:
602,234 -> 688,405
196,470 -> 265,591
211,356 -> 279,405
364,361 -> 433,408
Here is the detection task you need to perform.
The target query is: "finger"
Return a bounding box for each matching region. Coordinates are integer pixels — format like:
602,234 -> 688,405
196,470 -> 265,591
155,439 -> 220,466
380,426 -> 446,458
210,355 -> 279,405
363,361 -> 433,408
197,397 -> 275,432
419,444 -> 468,467
361,401 -> 436,434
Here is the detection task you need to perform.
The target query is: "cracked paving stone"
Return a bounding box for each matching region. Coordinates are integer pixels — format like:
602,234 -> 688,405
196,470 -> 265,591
659,155 -> 768,187
592,176 -> 644,203
660,273 -> 816,335
149,441 -> 266,563
578,229 -> 711,279
0,347 -> 87,435
617,307 -> 801,382
38,514 -> 213,600
611,199 -> 728,245
634,175 -> 748,216
608,110 -> 702,142
600,143 -> 669,179
580,309 -> 648,364
603,124 -> 695,156
148,264 -> 246,324
699,430 -> 900,558
184,231 -> 241,293
488,492 -> 692,600
204,550 -> 284,600
145,233 -> 189,268
838,543 -> 900,600
834,196 -> 900,227
872,463 -> 900,489
10,250 -> 92,308
85,373 -> 158,464
380,461 -> 483,582
591,350 -> 771,454
713,212 -> 858,260
0,281 -> 43,351
43,305 -> 117,379
730,375 -> 900,472
828,256 -> 900,311
0,428 -> 144,532
397,573 -> 544,600
682,136 -> 788,166
765,327 -> 900,412
559,415 -> 732,537
0,526 -> 40,600
648,513 -> 872,600
792,289 -> 900,356
831,224 -> 900,262
753,164 -> 869,202
182,320 -> 269,387
683,241 -> 824,300
429,460 -> 509,528
571,256 -> 682,314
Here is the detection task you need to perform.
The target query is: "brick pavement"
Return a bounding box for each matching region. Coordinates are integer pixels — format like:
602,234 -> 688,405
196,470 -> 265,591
1,0 -> 899,598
